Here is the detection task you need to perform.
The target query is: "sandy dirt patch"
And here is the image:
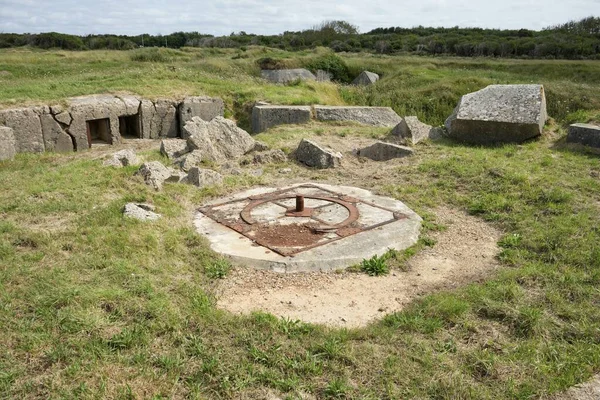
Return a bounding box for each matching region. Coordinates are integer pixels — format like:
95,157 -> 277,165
216,206 -> 502,327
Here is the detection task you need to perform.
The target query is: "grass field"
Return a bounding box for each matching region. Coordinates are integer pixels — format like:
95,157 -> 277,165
1,47 -> 600,399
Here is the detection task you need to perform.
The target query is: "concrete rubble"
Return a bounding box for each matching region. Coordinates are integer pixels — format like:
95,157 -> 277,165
296,139 -> 342,169
357,141 -> 414,161
567,123 -> 600,148
123,203 -> 161,221
445,84 -> 547,144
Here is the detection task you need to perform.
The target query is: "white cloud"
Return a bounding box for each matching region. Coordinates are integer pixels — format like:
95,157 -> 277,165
0,0 -> 597,35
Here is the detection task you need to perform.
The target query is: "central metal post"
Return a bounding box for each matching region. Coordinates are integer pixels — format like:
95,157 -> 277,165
295,195 -> 305,212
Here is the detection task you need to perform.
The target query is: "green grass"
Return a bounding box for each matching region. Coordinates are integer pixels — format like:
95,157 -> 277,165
1,47 -> 600,398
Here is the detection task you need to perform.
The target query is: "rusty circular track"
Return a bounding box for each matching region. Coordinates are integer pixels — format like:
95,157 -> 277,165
240,195 -> 359,229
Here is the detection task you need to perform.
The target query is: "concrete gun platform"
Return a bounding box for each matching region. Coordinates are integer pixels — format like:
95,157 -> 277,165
194,183 -> 422,272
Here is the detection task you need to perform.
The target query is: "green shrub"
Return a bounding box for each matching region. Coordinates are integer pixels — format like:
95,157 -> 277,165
204,258 -> 231,279
304,53 -> 351,82
360,254 -> 389,276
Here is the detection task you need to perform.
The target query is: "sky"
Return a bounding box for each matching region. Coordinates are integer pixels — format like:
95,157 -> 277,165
0,0 -> 598,36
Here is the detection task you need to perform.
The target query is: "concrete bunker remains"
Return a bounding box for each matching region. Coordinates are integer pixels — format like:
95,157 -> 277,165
86,118 -> 111,146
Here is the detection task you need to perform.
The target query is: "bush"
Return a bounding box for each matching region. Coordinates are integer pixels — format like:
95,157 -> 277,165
360,254 -> 389,276
304,53 -> 351,82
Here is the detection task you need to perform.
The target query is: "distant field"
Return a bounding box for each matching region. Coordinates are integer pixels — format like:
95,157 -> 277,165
1,47 -> 600,399
1,46 -> 599,127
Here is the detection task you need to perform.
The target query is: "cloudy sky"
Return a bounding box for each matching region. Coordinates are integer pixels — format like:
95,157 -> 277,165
0,0 -> 598,36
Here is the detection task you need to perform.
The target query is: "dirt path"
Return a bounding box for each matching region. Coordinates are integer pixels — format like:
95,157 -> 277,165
216,206 -> 502,327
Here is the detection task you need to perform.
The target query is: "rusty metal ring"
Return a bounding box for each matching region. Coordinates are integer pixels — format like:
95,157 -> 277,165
240,195 -> 359,229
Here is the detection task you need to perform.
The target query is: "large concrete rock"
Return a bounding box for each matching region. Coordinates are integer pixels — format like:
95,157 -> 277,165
567,123 -> 600,148
40,113 -> 73,152
68,95 -> 141,150
0,126 -> 16,161
314,106 -> 402,127
261,69 -> 316,84
352,71 -> 379,86
140,98 -> 179,139
136,161 -> 174,190
187,167 -> 223,187
296,139 -> 342,169
391,116 -> 433,145
445,84 -> 547,144
251,105 -> 312,133
160,138 -> 189,159
179,96 -> 224,137
357,141 -> 414,161
183,116 -> 256,164
0,107 -> 45,153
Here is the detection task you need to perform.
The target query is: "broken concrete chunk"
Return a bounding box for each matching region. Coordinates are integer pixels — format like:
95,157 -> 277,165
445,84 -> 547,144
136,161 -> 172,190
177,150 -> 205,172
0,126 -> 16,161
352,71 -> 379,86
252,149 -> 287,164
160,138 -> 189,159
40,113 -> 73,153
296,139 -> 342,169
314,106 -> 402,127
179,96 -> 225,136
567,123 -> 600,148
184,116 -> 256,163
391,116 -> 433,145
123,203 -> 161,221
251,105 -> 312,134
187,167 -> 224,187
0,107 -> 45,153
103,149 -> 139,167
261,69 -> 316,84
357,141 -> 414,161
54,111 -> 72,126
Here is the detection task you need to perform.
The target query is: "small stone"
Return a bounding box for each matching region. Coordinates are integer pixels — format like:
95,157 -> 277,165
352,71 -> 379,86
279,168 -> 292,174
252,140 -> 270,152
391,116 -> 433,145
123,203 -> 161,221
252,149 -> 287,164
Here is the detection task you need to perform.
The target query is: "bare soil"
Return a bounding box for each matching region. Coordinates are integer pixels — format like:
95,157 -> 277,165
216,206 -> 503,328
546,375 -> 600,400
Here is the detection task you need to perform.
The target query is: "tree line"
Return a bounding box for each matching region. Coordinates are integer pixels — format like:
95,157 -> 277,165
1,17 -> 599,59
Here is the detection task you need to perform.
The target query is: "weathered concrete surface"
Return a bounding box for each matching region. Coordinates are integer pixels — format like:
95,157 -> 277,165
187,167 -> 223,187
136,161 -> 174,190
194,183 -> 422,272
183,116 -> 256,164
352,71 -> 379,86
445,84 -> 547,144
261,69 -> 316,84
251,105 -> 312,133
357,141 -> 414,161
160,138 -> 189,159
316,70 -> 332,82
40,113 -> 73,153
123,203 -> 161,221
296,139 -> 342,169
391,116 -> 433,145
0,127 -> 16,161
251,149 -> 288,165
314,106 -> 402,127
140,99 -> 179,139
68,95 -> 141,150
0,107 -> 45,153
567,123 -> 600,148
103,149 -> 139,167
179,96 -> 224,137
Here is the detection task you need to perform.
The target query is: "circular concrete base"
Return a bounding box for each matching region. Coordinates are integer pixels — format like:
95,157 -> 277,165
194,183 -> 422,273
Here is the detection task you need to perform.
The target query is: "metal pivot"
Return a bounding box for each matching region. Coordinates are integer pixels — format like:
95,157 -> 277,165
295,195 -> 305,212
